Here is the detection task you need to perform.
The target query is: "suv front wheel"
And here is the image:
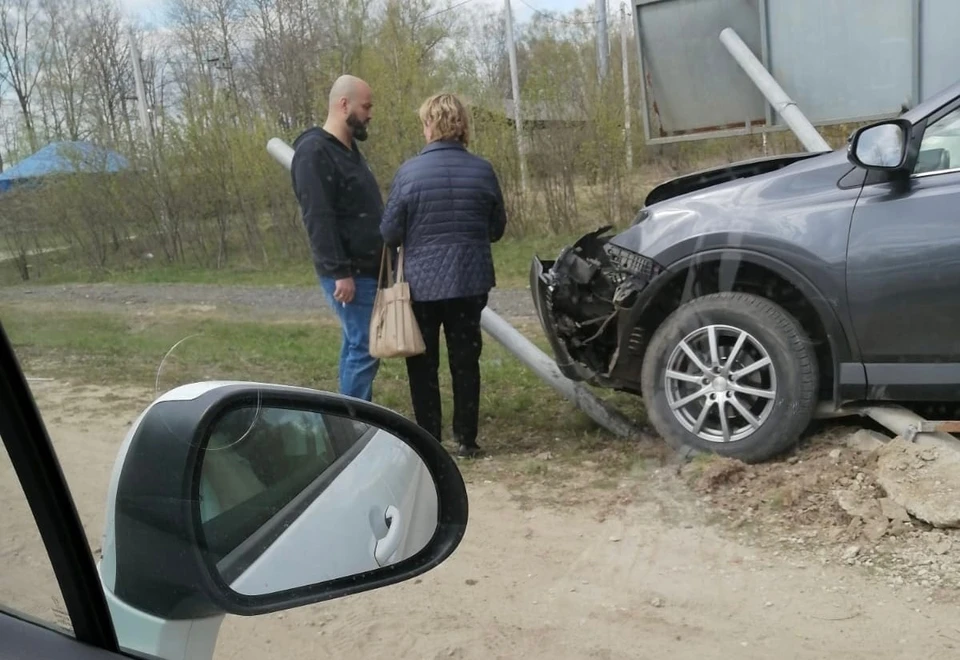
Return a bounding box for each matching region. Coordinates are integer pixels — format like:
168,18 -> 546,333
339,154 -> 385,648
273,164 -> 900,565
640,292 -> 818,463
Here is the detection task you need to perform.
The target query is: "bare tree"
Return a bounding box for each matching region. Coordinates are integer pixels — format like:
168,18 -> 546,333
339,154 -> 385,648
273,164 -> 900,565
39,0 -> 90,140
321,0 -> 373,75
464,5 -> 509,98
83,0 -> 134,146
0,0 -> 51,150
246,0 -> 324,127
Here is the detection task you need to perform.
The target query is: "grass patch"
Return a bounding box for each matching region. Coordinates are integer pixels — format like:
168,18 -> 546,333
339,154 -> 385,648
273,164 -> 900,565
2,303 -> 648,466
1,233 -> 583,291
491,232 -> 582,288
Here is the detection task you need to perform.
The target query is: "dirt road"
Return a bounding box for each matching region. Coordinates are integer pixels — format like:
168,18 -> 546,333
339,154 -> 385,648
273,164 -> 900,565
0,282 -> 539,321
4,381 -> 959,660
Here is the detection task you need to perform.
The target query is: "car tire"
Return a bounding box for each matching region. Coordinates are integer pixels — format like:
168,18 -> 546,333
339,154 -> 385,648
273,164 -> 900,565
640,292 -> 818,463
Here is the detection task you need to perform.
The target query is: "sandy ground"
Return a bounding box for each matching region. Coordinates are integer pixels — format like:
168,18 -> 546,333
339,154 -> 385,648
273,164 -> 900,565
4,381 -> 960,660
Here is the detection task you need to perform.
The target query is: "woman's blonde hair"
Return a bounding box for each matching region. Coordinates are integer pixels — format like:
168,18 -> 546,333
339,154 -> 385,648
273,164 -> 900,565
418,93 -> 471,146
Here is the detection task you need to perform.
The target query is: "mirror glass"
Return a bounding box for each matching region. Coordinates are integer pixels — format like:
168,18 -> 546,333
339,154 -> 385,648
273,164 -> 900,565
855,123 -> 906,168
196,404 -> 439,596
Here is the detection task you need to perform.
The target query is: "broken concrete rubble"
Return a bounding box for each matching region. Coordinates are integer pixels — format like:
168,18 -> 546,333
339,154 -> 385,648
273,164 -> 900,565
841,545 -> 861,561
879,497 -> 911,523
862,517 -> 889,543
834,489 -> 899,544
834,489 -> 882,520
681,423 -> 960,589
886,518 -> 909,537
877,438 -> 960,529
929,535 -> 953,555
845,429 -> 888,454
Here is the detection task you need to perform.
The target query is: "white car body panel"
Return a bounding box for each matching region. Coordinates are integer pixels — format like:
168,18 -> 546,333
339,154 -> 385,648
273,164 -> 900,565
230,427 -> 437,595
98,381 -> 439,660
100,584 -> 223,660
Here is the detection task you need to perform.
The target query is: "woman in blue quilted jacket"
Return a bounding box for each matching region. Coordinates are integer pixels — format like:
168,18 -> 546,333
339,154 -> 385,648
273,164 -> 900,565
380,93 -> 508,457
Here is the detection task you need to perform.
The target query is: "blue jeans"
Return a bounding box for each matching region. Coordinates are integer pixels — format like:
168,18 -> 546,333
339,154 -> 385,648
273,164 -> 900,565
319,276 -> 380,401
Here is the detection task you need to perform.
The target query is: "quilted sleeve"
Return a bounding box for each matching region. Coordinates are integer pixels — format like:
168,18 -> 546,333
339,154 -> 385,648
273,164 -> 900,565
489,165 -> 507,243
380,166 -> 409,248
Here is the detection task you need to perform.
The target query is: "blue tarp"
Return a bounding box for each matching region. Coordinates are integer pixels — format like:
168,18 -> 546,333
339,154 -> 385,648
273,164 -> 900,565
0,141 -> 130,193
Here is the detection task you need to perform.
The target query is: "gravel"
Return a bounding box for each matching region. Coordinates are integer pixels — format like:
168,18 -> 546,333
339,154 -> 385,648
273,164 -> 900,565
0,282 -> 540,321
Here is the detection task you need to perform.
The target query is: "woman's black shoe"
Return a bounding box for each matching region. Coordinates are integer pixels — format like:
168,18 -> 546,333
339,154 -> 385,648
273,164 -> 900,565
457,443 -> 483,458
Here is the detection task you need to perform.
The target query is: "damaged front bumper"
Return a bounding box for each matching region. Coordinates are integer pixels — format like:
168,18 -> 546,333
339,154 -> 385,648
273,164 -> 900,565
530,226 -> 663,389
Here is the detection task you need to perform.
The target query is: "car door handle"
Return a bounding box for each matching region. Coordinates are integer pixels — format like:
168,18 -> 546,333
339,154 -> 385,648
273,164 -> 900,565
374,505 -> 403,567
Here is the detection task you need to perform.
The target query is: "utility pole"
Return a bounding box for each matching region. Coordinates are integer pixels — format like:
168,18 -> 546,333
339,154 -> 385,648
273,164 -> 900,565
205,53 -> 221,103
127,25 -> 152,149
504,0 -> 529,194
597,0 -> 609,81
620,2 -> 632,170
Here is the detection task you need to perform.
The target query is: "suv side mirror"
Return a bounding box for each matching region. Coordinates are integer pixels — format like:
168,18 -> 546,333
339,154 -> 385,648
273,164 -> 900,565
848,119 -> 915,173
98,381 -> 468,656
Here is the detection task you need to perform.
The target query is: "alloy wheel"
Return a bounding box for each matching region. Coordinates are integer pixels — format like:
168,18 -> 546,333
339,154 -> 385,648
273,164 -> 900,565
663,324 -> 777,443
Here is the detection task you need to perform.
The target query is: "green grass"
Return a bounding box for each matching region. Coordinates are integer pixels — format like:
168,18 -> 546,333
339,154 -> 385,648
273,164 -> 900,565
2,303 -> 647,465
1,233 -> 583,290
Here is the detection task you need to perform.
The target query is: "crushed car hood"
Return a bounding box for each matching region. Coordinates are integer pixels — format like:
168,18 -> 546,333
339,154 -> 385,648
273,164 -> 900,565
614,148 -> 858,266
644,152 -> 823,207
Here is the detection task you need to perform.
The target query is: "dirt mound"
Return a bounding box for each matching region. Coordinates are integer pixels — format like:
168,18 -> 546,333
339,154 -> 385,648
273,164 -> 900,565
693,457 -> 746,493
682,424 -> 960,594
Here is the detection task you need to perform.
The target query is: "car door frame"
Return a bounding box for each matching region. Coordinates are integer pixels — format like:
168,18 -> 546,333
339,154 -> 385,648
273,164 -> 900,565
847,94 -> 960,400
0,320 -> 121,653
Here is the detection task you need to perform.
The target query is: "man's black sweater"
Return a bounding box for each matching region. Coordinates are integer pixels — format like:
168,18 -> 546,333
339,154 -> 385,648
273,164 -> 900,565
291,127 -> 384,280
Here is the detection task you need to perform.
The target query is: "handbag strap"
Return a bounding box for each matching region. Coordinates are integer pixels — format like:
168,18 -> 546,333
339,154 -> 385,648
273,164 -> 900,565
396,246 -> 406,284
378,246 -> 395,288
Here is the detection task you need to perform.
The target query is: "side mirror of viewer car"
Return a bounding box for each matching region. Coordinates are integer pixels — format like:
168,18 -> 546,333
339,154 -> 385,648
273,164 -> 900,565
98,381 -> 468,660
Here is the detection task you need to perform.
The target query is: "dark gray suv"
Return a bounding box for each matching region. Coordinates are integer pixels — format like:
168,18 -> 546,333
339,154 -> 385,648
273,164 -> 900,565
531,80 -> 960,463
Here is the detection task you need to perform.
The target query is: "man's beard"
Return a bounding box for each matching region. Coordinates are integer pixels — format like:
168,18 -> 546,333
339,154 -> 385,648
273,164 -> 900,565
347,112 -> 369,141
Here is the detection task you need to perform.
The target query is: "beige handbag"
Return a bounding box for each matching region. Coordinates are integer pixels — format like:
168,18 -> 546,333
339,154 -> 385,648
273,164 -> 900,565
369,246 -> 426,359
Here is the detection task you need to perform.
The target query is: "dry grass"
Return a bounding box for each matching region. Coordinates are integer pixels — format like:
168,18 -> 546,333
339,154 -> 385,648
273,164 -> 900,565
2,303 -> 660,485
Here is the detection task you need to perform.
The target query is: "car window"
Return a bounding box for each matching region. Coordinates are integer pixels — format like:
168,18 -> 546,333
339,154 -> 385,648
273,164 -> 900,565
914,106 -> 960,174
329,415 -> 376,451
199,406 -> 341,562
196,405 -> 376,582
0,438 -> 72,635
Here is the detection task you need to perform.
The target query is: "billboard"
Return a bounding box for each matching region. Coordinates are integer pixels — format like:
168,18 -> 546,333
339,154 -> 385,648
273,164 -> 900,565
634,0 -> 960,144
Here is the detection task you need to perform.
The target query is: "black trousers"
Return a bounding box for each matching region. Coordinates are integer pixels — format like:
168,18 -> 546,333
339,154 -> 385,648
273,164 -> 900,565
405,294 -> 488,446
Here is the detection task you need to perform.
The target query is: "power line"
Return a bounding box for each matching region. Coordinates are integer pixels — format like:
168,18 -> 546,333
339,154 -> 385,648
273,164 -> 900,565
517,0 -> 599,26
423,0 -> 478,20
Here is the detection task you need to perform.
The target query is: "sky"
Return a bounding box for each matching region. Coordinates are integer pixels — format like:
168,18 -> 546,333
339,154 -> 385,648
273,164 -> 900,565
118,0 -> 597,30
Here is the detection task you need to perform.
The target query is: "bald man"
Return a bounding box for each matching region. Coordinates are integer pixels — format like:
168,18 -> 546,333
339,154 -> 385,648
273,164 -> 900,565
291,75 -> 384,402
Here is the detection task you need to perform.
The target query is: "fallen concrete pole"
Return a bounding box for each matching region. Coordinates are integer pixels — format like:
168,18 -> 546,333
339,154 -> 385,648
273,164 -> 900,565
819,400 -> 960,453
719,27 -> 832,154
853,404 -> 960,454
266,137 -> 642,439
479,307 -> 639,438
